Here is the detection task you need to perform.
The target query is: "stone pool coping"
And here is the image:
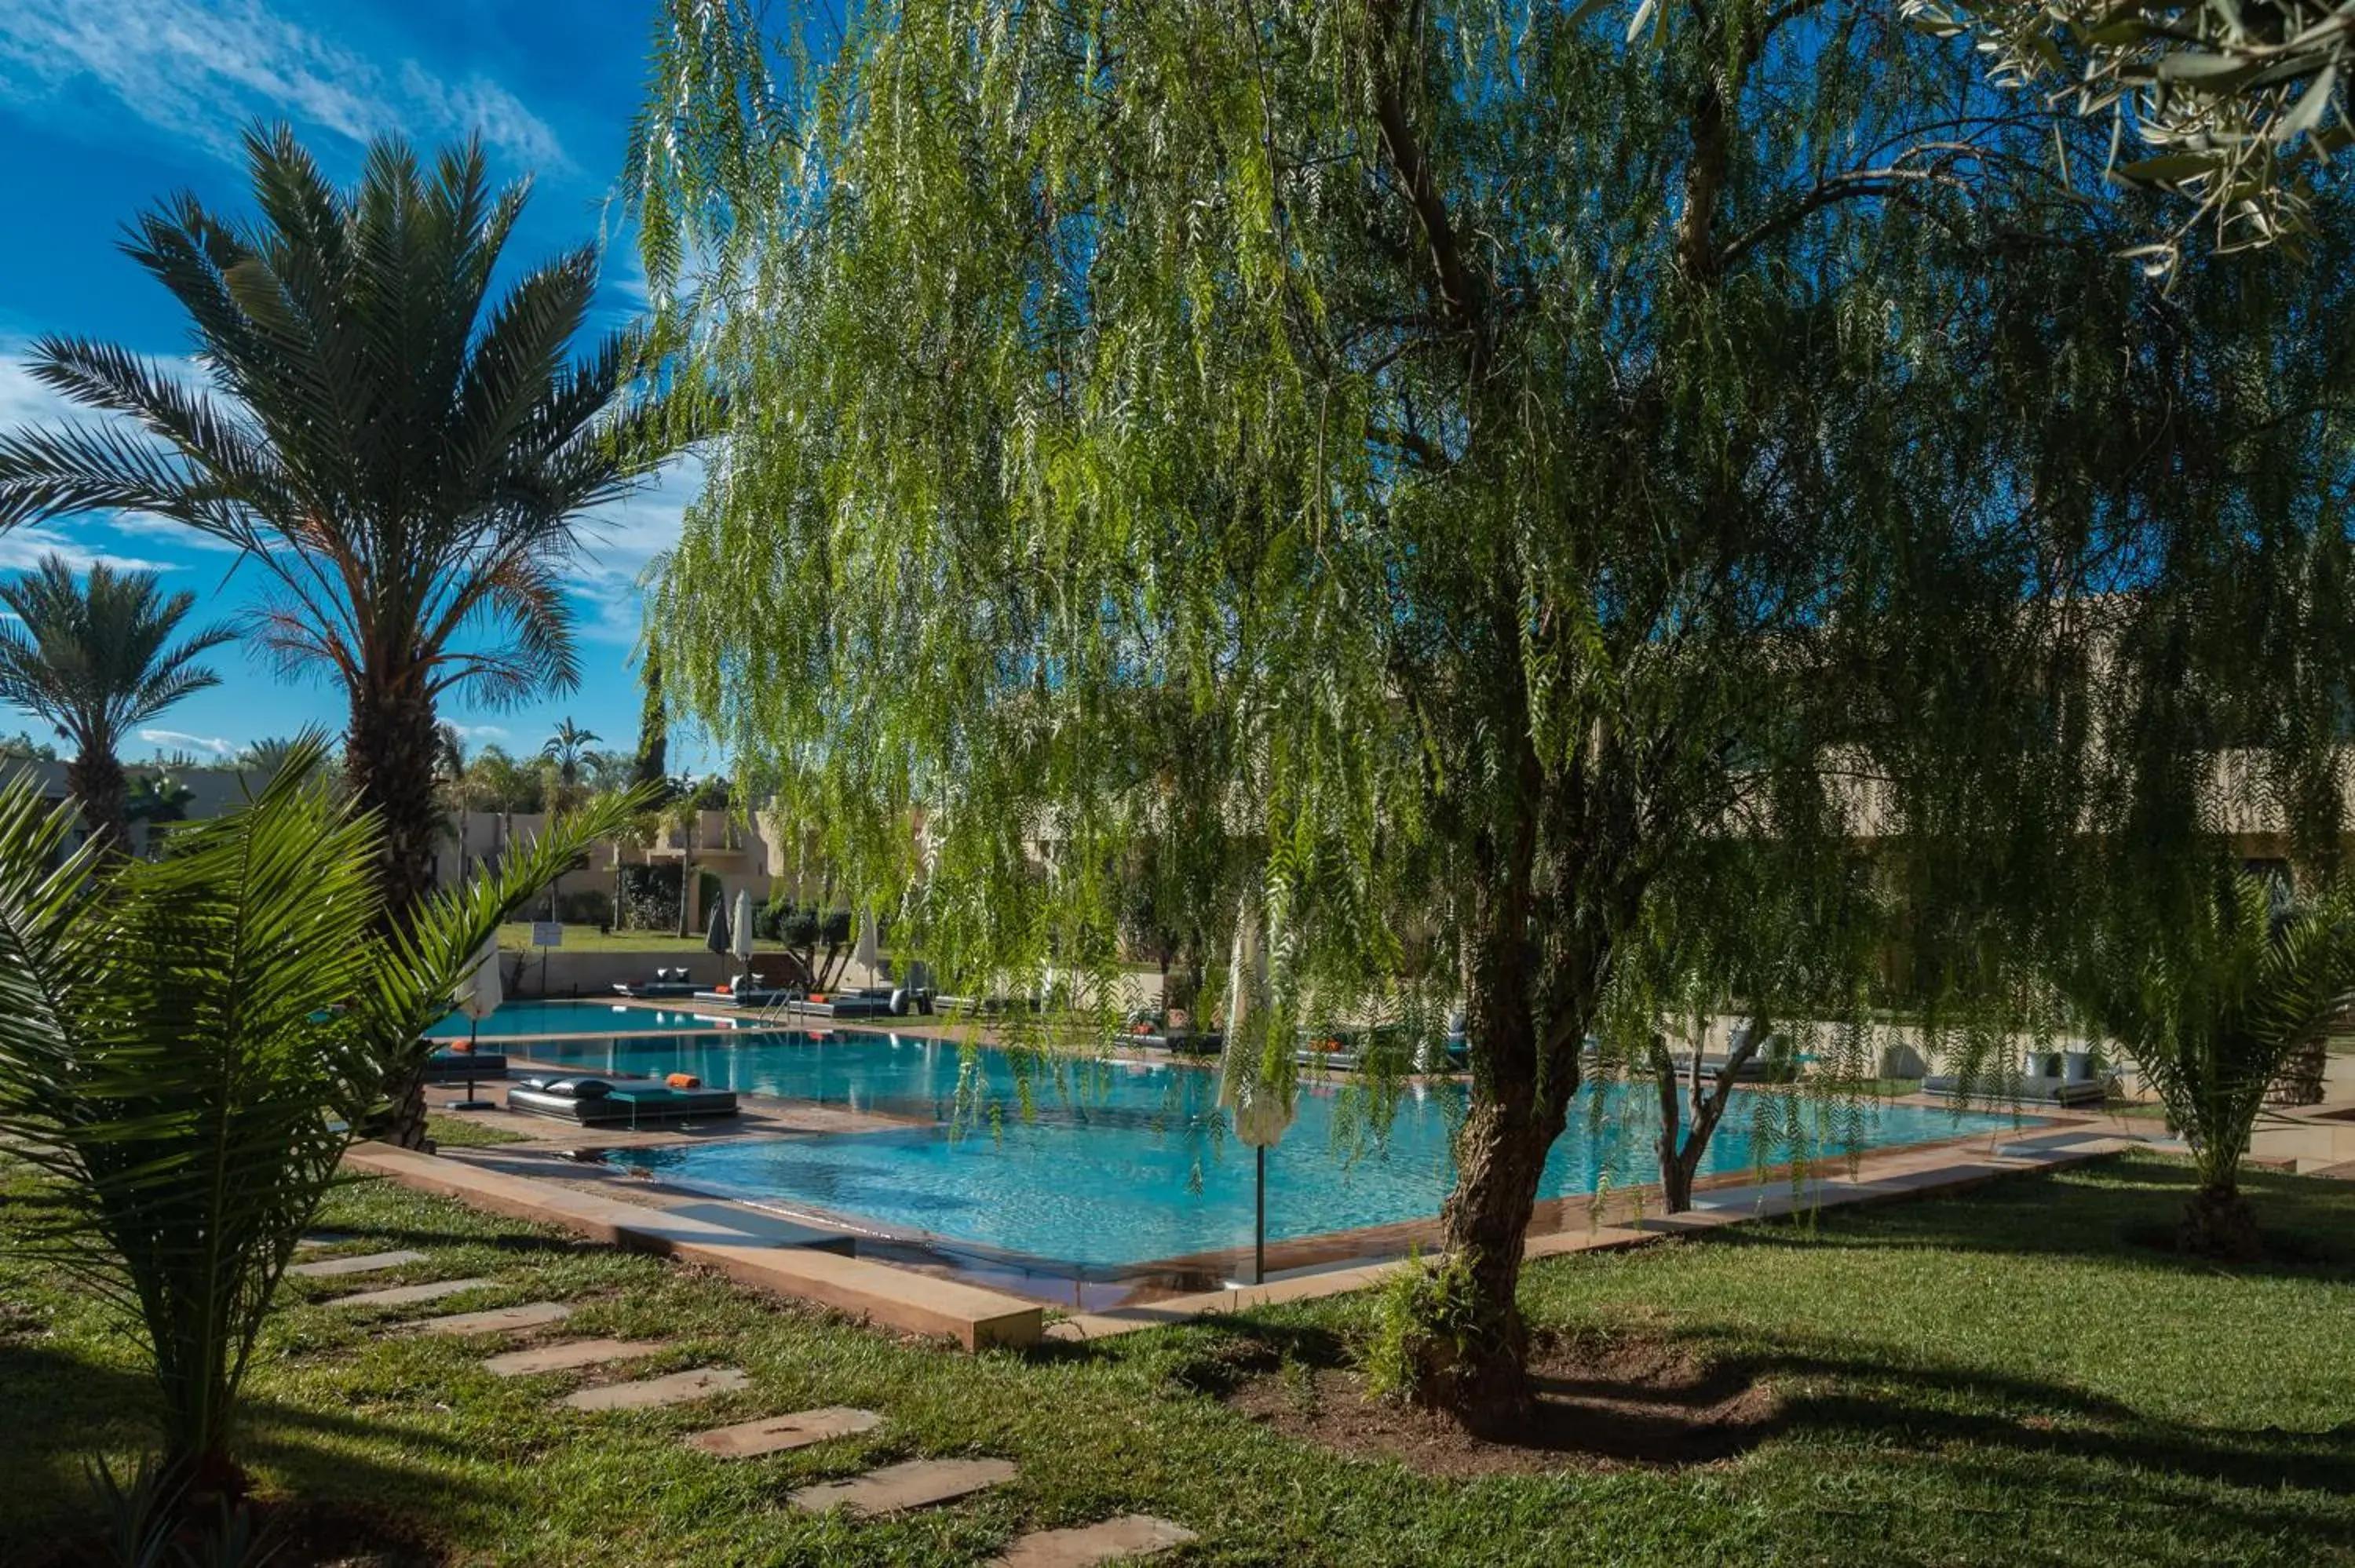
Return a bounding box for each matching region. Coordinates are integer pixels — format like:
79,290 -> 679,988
349,1104 -> 2151,1355
345,1140 -> 1047,1351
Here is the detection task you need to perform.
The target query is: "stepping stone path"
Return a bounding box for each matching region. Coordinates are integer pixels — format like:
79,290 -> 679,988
295,1233 -> 352,1250
559,1366 -> 747,1412
685,1406 -> 882,1458
484,1339 -> 669,1377
416,1301 -> 574,1336
288,1249 -> 426,1279
326,1278 -> 492,1310
989,1516 -> 1198,1568
788,1457 -> 1018,1518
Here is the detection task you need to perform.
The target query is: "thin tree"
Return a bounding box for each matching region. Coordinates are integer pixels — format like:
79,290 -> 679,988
0,554 -> 228,858
436,722 -> 470,882
0,125 -> 697,951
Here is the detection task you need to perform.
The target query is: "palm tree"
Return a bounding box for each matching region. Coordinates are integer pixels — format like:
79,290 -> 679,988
436,722 -> 470,882
0,124 -> 696,935
0,555 -> 229,856
2070,870 -> 2355,1259
541,717 -> 601,808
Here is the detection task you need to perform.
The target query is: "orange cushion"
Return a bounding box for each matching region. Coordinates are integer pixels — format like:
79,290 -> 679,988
810,993 -> 828,1003
666,1073 -> 702,1088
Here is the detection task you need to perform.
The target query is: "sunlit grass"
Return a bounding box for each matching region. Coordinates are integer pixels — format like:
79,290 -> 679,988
3,1150 -> 2349,1565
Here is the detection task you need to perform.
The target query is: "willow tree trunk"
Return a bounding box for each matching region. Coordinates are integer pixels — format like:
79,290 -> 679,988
66,749 -> 130,861
346,673 -> 442,1150
1419,837 -> 1586,1436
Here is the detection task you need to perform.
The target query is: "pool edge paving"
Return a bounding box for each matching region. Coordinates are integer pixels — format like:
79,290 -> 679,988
344,1141 -> 1046,1350
345,1121 -> 2142,1351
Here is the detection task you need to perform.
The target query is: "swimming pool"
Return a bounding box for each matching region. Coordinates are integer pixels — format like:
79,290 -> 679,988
424,1001 -> 754,1040
519,1030 -> 2034,1274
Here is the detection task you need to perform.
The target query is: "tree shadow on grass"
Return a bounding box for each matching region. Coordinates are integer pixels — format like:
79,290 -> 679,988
1689,1156 -> 2355,1282
1728,1339 -> 2355,1562
0,1340 -> 167,1550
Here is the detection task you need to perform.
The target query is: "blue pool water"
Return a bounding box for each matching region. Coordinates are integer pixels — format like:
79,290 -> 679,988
425,1001 -> 752,1040
519,1031 -> 2036,1273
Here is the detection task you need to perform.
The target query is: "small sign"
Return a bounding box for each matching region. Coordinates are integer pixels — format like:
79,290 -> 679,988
531,921 -> 564,948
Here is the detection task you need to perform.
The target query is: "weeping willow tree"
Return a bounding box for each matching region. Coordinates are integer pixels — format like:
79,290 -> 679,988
633,0 -> 2346,1428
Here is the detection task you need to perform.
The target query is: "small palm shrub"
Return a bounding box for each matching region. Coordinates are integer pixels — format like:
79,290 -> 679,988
0,739 -> 638,1504
2071,869 -> 2355,1258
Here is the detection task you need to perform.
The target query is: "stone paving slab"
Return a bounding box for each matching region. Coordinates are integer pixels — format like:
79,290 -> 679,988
685,1406 -> 882,1458
326,1278 -> 492,1310
558,1366 -> 747,1412
295,1233 -> 353,1250
288,1249 -> 426,1278
789,1457 -> 1018,1516
990,1515 -> 1198,1567
346,1143 -> 1042,1350
414,1301 -> 574,1336
483,1338 -> 669,1377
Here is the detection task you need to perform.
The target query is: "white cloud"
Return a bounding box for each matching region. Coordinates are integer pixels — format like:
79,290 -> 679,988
449,723 -> 508,740
0,0 -> 567,170
138,727 -> 234,757
0,358 -> 75,429
0,522 -> 174,575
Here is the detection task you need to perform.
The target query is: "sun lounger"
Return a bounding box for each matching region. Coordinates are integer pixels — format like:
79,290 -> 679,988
506,1076 -> 739,1127
692,987 -> 790,1007
1112,1011 -> 1223,1056
1666,1049 -> 1798,1084
613,967 -> 700,999
421,1048 -> 508,1082
1922,1074 -> 2107,1108
782,992 -> 899,1019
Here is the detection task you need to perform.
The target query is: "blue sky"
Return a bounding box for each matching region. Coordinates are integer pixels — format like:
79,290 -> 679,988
0,0 -> 701,768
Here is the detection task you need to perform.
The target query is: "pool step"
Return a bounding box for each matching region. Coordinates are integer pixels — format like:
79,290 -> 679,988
288,1249 -> 426,1278
685,1406 -> 882,1458
483,1338 -> 669,1377
325,1278 -> 493,1311
788,1457 -> 1017,1517
559,1366 -> 747,1412
415,1300 -> 575,1336
989,1515 -> 1199,1568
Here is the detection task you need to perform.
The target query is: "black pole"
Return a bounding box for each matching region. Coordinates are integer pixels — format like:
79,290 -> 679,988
466,1017 -> 478,1103
1254,1143 -> 1267,1285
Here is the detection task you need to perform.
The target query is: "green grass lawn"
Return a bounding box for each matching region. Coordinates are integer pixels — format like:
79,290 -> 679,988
421,1113 -> 531,1149
3,1151 -> 2350,1565
494,921 -> 795,954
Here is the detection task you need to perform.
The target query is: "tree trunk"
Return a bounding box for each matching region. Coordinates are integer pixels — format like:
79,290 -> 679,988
1653,1026 -> 1763,1213
2179,1180 -> 2262,1261
345,673 -> 441,1150
1417,855 -> 1576,1435
1427,1083 -> 1565,1434
345,678 -> 440,928
66,749 -> 131,861
677,818 -> 696,939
